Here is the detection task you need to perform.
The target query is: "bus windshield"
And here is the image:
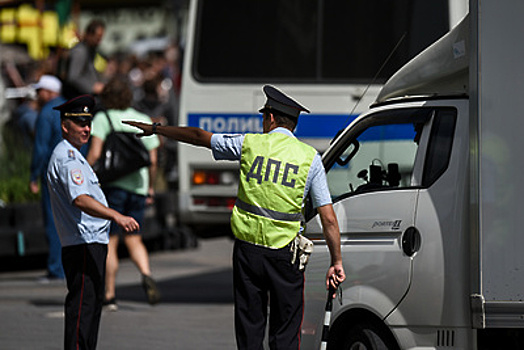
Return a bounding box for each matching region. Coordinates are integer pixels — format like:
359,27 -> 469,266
194,0 -> 450,83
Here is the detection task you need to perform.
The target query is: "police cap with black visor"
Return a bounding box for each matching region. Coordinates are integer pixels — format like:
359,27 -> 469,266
259,85 -> 310,119
53,94 -> 95,122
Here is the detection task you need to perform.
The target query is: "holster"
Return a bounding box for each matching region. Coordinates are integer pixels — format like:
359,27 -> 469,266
290,234 -> 314,271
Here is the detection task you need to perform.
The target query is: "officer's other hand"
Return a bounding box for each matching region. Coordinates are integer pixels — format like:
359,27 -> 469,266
326,263 -> 346,299
29,181 -> 40,194
93,82 -> 105,95
146,188 -> 155,206
123,121 -> 152,137
116,214 -> 140,233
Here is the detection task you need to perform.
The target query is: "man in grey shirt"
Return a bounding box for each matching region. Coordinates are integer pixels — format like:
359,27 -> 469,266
64,19 -> 105,99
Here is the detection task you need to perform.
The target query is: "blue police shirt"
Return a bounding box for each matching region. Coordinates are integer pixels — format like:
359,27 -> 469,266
47,139 -> 110,247
210,127 -> 332,208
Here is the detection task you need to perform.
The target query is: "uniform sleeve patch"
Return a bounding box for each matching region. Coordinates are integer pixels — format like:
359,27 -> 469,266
71,169 -> 84,185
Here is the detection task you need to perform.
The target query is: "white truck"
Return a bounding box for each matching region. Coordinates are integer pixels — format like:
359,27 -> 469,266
302,2 -> 524,349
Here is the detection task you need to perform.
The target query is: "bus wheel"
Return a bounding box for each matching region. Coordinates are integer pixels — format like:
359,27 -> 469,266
341,323 -> 392,350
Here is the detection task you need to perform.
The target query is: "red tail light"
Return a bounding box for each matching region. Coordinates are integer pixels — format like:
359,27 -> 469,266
193,196 -> 237,210
206,172 -> 220,185
226,197 -> 236,210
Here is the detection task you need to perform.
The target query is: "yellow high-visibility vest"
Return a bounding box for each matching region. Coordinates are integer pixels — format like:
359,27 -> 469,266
231,132 -> 317,248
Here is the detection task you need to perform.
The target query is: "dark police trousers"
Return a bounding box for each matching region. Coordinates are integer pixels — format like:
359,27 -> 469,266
233,239 -> 304,350
62,243 -> 107,350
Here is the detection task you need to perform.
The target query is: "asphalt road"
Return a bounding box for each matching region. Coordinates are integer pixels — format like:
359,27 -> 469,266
0,237 -> 237,350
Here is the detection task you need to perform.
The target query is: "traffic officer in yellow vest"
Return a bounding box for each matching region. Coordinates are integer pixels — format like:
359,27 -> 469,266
125,85 -> 345,350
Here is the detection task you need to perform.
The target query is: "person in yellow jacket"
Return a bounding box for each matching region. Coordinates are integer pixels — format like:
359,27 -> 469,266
125,85 -> 345,350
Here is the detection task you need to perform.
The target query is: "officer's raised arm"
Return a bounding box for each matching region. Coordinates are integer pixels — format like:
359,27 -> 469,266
123,121 -> 213,148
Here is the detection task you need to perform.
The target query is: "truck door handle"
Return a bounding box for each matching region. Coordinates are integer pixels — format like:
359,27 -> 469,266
402,227 -> 421,257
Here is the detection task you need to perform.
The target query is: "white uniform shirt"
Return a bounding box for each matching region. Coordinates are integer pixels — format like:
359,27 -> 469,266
47,139 -> 110,247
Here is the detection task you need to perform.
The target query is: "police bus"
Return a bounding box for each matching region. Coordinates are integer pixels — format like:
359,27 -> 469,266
177,0 -> 468,237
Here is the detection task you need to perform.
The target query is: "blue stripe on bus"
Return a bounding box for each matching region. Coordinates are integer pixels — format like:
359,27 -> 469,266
188,113 -> 352,138
295,114 -> 354,138
187,113 -> 414,141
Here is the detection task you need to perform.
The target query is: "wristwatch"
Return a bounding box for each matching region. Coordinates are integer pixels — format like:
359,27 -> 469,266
151,122 -> 161,134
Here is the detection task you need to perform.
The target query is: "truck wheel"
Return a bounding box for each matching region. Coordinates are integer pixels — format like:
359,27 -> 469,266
340,324 -> 393,350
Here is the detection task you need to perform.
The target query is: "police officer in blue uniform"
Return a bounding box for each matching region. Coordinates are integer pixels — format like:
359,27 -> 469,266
125,85 -> 346,350
47,95 -> 139,350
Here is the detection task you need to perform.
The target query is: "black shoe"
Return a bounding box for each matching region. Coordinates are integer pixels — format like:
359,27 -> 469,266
142,274 -> 160,305
103,297 -> 118,312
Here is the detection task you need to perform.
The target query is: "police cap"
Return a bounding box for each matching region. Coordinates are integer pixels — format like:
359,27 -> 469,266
259,85 -> 309,119
53,94 -> 95,122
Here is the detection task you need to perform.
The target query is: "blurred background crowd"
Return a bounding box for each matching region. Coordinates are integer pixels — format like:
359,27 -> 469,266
0,0 -> 189,204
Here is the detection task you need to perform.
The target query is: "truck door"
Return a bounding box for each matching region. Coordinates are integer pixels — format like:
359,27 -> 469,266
302,107 -> 435,346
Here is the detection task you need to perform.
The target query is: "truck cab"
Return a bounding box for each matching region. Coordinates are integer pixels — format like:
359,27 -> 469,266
303,96 -> 470,349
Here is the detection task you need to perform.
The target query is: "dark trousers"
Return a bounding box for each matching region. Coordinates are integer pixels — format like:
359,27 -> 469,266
233,239 -> 304,350
62,243 -> 107,350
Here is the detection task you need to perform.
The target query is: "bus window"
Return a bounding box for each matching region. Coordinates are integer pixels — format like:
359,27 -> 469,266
322,0 -> 450,81
194,0 -> 449,83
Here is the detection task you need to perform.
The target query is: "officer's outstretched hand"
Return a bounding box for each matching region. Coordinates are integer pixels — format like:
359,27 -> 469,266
115,214 -> 140,233
123,121 -> 152,137
326,263 -> 345,299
